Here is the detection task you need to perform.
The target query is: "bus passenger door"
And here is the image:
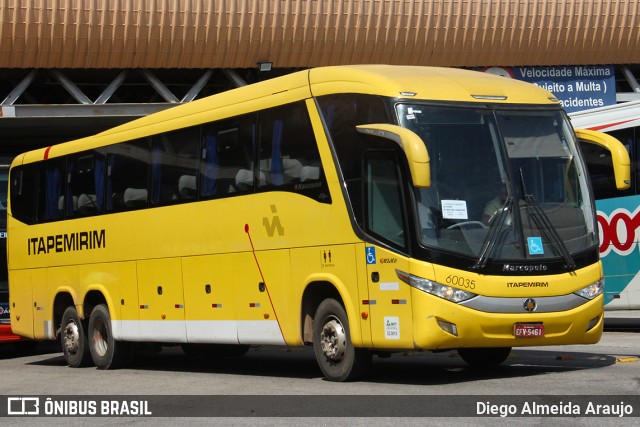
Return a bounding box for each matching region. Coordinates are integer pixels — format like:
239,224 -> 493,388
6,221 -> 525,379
137,258 -> 186,342
365,246 -> 413,349
362,151 -> 414,349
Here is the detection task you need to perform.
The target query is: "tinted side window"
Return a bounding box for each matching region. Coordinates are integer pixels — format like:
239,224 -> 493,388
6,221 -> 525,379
10,164 -> 38,224
151,127 -> 200,205
317,94 -> 390,222
258,102 -> 330,203
580,140 -> 633,200
607,128 -> 638,196
67,152 -> 106,216
365,151 -> 407,249
105,139 -> 151,211
200,115 -> 255,198
37,158 -> 66,222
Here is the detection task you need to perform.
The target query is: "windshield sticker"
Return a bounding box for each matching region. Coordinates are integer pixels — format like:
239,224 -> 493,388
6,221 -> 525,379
441,200 -> 469,220
527,237 -> 544,255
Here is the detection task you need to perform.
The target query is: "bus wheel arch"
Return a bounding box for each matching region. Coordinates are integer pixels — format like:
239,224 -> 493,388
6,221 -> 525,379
83,289 -> 109,325
301,281 -> 342,345
53,292 -> 76,337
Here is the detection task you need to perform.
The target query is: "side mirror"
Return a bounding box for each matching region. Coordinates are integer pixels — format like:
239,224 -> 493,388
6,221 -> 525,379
356,124 -> 431,188
574,128 -> 631,190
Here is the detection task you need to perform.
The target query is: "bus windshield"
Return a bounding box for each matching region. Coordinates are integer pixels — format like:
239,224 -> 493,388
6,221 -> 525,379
397,105 -> 597,265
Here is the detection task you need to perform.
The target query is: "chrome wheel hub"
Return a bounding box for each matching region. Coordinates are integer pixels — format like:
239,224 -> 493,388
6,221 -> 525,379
92,319 -> 108,357
63,322 -> 80,355
320,317 -> 347,362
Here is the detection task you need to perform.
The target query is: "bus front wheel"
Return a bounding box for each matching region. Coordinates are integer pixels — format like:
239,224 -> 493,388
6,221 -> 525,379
88,304 -> 132,369
458,347 -> 511,367
60,306 -> 92,368
312,298 -> 371,382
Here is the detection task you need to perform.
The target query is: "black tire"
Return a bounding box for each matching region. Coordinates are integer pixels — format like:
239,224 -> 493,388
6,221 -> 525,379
88,304 -> 132,370
312,298 -> 371,382
60,306 -> 92,367
181,343 -> 250,358
458,347 -> 512,367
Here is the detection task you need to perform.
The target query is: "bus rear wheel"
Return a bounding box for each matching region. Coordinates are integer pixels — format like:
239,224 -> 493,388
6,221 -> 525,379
88,304 -> 132,369
458,347 -> 511,367
60,306 -> 92,367
312,298 -> 371,382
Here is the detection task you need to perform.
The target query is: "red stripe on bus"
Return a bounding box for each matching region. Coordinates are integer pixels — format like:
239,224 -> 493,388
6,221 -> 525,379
590,119 -> 636,131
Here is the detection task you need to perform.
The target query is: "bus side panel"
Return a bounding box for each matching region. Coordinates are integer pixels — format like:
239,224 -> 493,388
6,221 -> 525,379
252,249 -> 294,345
182,254 -> 239,344
78,261 -> 140,341
137,258 -> 186,342
45,266 -> 82,340
234,252 -> 285,345
600,255 -> 636,309
291,244 -> 365,347
596,195 -> 640,309
8,269 -> 34,338
627,277 -> 640,310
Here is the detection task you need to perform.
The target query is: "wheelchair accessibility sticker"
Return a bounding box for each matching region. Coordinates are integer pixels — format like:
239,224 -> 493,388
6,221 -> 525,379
366,247 -> 376,264
527,237 -> 544,255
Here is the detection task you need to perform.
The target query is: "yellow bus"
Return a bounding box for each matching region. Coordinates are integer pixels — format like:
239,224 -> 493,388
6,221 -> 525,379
7,65 -> 630,381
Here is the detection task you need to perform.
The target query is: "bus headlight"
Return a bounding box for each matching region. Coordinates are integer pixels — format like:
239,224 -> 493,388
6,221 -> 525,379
397,270 -> 476,303
573,279 -> 604,300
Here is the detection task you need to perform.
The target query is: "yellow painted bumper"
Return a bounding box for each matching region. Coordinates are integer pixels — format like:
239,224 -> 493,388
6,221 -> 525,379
411,294 -> 603,350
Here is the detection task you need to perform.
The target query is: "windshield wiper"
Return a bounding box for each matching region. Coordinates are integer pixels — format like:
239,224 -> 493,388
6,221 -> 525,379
471,196 -> 513,271
519,169 -> 576,271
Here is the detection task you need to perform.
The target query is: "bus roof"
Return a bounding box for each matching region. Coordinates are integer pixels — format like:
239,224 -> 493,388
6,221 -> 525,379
16,65 -> 559,165
309,65 -> 559,105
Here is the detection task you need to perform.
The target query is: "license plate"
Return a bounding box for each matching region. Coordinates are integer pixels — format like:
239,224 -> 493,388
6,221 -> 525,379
513,323 -> 544,338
